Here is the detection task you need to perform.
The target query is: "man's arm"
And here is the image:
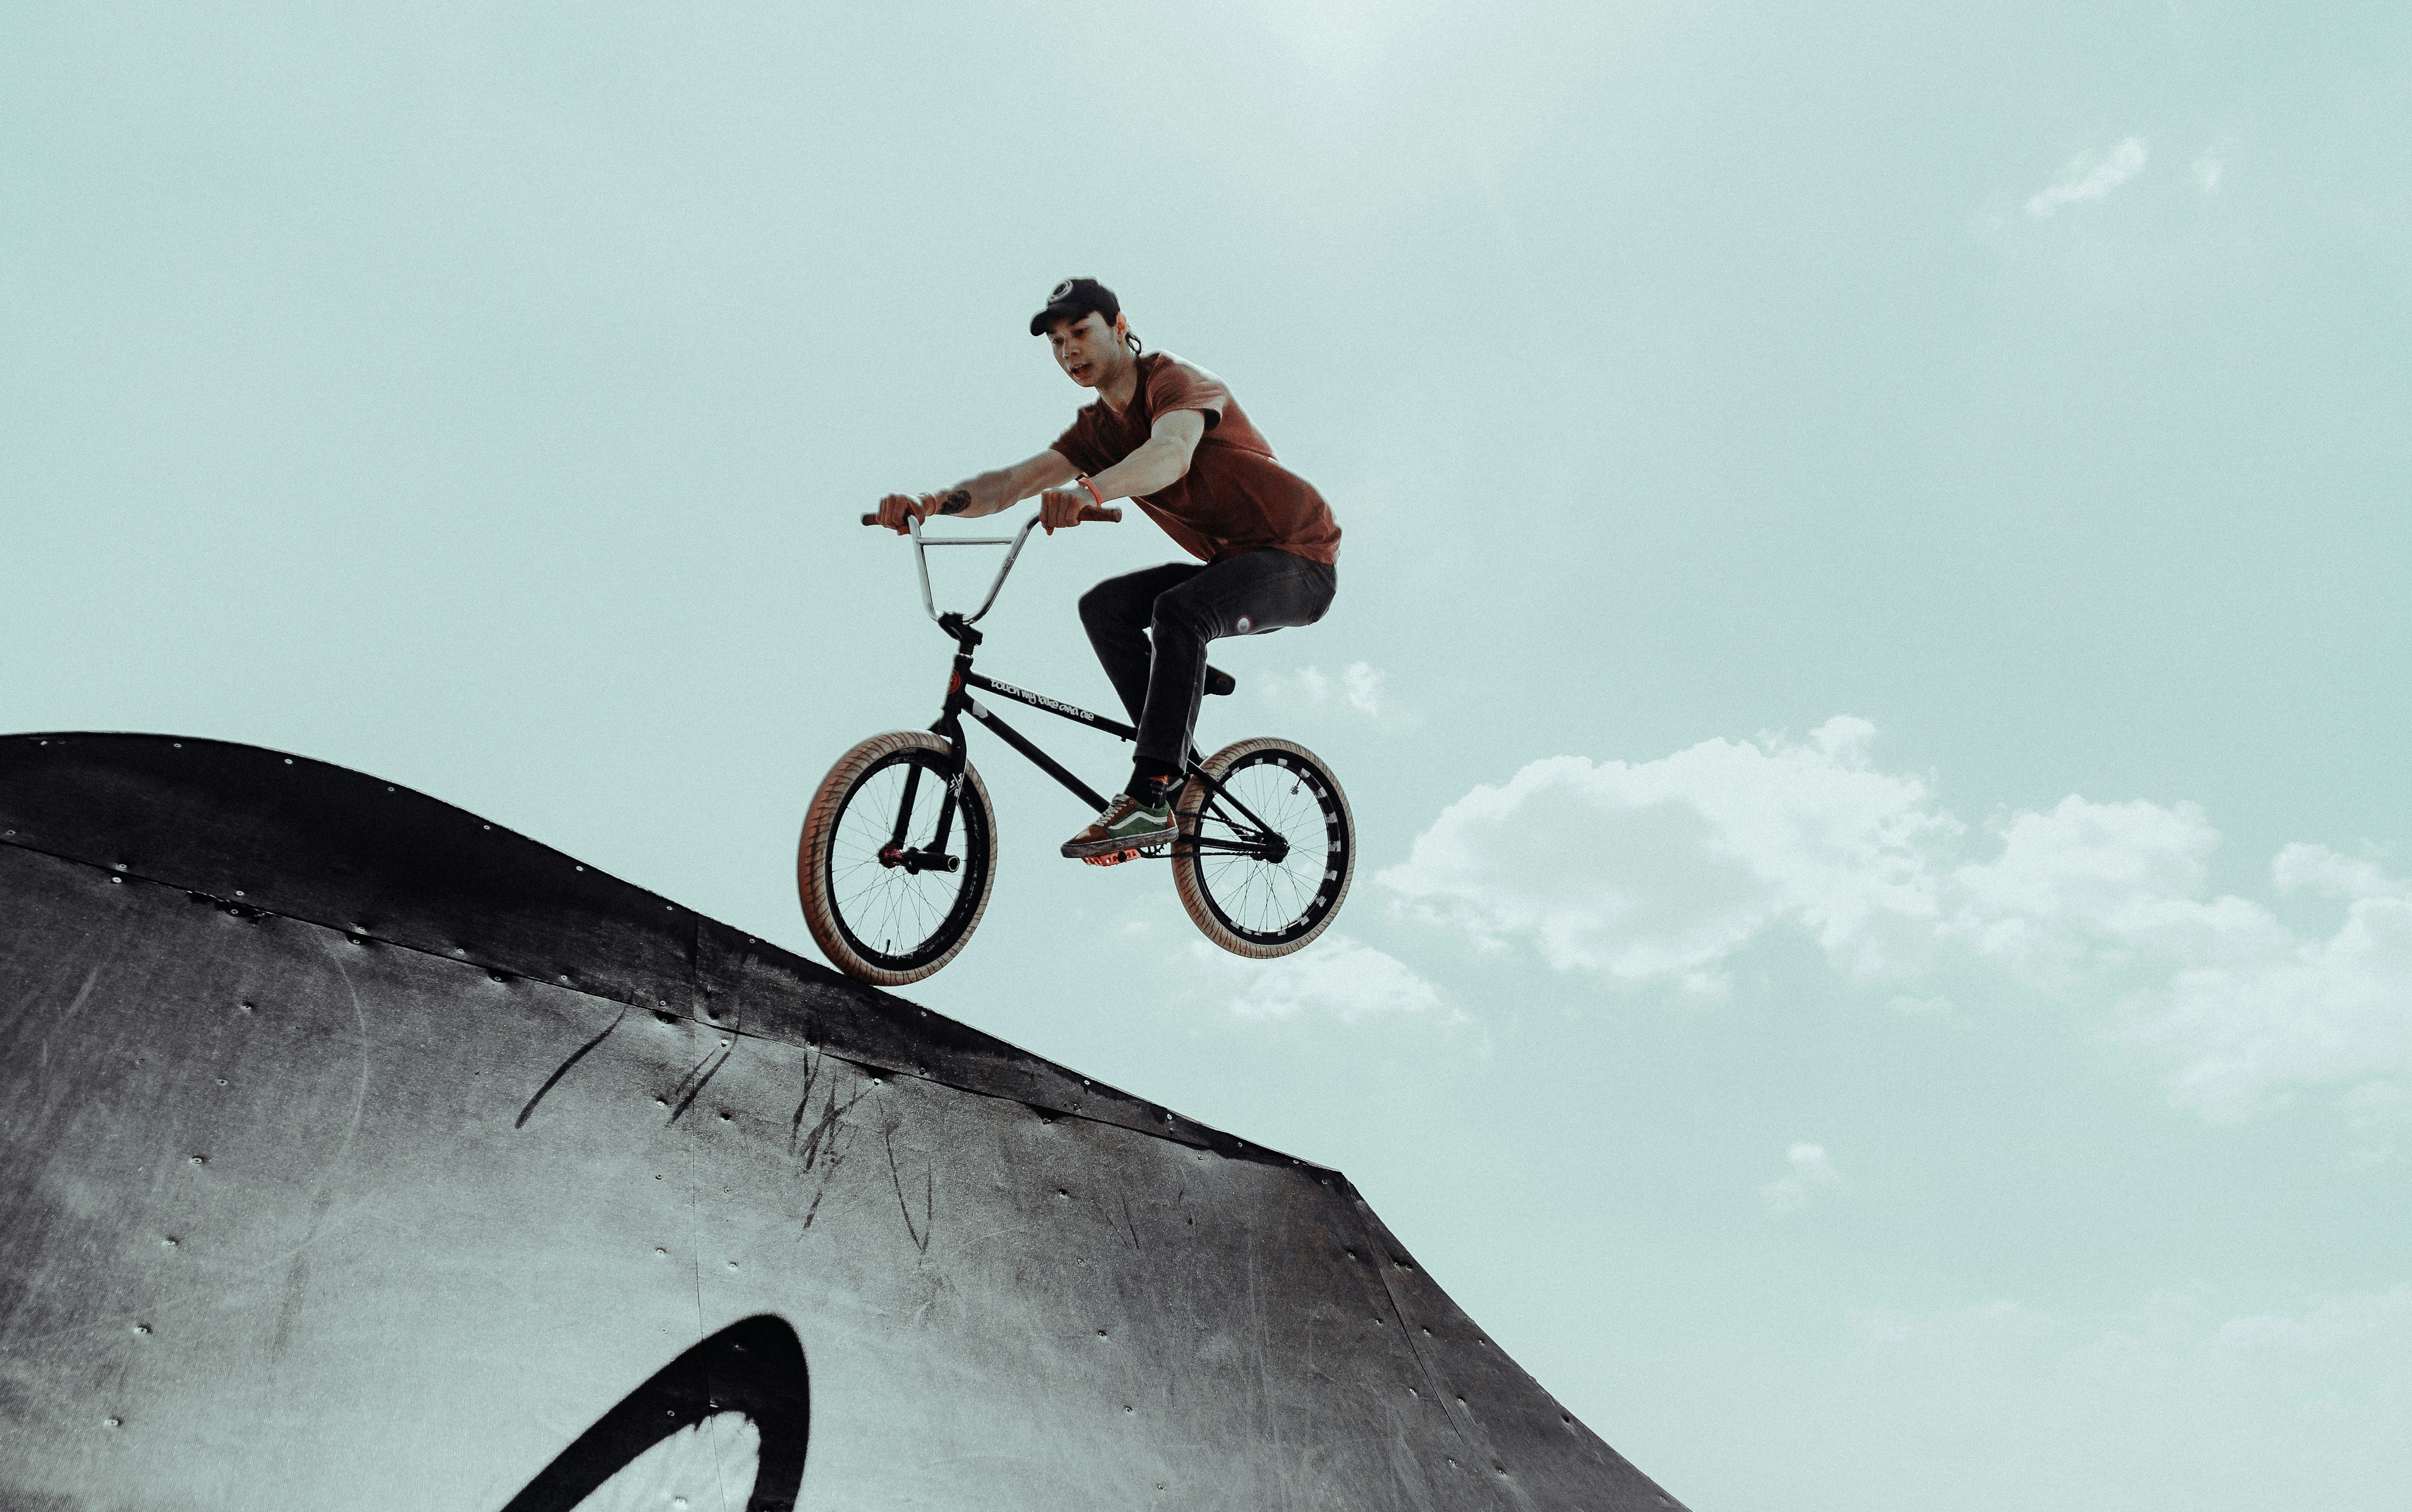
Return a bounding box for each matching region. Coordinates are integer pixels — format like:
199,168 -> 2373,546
1033,410 -> 1205,532
874,450 -> 1076,532
1090,411 -> 1204,502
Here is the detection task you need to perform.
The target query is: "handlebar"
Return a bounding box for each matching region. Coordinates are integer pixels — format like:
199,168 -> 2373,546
868,507 -> 1122,629
861,505 -> 1122,526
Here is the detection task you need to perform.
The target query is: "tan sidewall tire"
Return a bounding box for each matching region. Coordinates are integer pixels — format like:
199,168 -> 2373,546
1172,737 -> 1354,959
798,730 -> 997,986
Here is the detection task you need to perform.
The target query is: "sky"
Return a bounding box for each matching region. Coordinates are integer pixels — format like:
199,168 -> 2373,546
5,2 -> 2410,1507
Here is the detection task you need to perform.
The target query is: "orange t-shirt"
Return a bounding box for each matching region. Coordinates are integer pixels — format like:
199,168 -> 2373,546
1050,352 -> 1340,565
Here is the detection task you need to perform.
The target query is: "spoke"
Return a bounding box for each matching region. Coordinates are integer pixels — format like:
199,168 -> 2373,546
1189,753 -> 1342,937
827,754 -> 978,963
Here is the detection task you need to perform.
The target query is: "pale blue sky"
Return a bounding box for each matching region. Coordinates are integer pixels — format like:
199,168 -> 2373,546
6,3 -> 2410,1508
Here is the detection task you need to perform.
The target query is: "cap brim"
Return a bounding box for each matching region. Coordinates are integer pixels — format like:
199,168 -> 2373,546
1029,302 -> 1084,336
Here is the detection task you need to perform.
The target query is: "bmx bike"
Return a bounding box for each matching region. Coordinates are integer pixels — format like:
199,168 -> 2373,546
798,507 -> 1355,986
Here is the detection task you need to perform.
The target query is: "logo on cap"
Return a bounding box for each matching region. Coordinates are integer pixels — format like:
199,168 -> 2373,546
1051,279 -> 1076,301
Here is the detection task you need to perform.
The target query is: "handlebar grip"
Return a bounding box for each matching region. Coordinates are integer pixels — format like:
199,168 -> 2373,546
861,512 -> 881,525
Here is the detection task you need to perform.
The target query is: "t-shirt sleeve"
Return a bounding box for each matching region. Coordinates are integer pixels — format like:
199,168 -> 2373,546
1146,360 -> 1228,430
1050,412 -> 1112,475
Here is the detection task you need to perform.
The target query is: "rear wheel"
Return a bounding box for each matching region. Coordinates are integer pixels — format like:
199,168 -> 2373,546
799,731 -> 997,985
1172,738 -> 1353,958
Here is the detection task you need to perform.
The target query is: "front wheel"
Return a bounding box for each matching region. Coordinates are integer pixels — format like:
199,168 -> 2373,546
799,731 -> 997,986
1172,738 -> 1354,958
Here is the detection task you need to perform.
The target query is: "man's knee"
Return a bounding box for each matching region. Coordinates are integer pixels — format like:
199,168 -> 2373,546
1149,587 -> 1216,642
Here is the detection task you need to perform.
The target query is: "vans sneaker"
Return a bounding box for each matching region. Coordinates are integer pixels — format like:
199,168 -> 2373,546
1062,791 -> 1177,861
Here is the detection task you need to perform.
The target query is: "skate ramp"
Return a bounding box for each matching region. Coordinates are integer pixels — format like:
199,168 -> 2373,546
0,732 -> 1687,1511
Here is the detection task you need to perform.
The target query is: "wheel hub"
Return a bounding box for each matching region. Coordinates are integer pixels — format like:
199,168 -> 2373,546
879,844 -> 959,875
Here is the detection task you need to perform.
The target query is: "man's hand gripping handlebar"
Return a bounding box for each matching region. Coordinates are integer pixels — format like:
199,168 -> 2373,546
863,495 -> 1122,534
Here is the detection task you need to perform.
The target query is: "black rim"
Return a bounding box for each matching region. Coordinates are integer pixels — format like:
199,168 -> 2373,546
826,750 -> 988,972
1188,750 -> 1345,946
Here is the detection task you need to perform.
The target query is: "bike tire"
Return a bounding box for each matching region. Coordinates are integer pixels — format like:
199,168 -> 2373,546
1172,737 -> 1354,958
798,731 -> 998,986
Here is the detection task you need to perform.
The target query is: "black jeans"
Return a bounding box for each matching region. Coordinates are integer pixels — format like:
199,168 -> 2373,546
1079,550 -> 1338,773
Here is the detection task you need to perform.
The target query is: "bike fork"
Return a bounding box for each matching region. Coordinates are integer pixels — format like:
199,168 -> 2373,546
913,645 -> 978,859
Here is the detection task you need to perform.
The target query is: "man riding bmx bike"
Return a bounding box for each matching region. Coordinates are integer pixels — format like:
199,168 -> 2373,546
872,278 -> 1342,863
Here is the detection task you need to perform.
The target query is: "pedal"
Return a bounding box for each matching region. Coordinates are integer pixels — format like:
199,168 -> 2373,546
1081,847 -> 1142,868
1204,666 -> 1236,697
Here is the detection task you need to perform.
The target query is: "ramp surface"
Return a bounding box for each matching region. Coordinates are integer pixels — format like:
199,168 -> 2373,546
0,733 -> 1687,1511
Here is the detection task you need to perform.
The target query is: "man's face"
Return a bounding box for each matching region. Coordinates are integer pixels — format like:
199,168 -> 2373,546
1047,311 -> 1126,389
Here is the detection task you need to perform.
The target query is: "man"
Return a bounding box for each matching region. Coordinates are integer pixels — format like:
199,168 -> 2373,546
873,278 -> 1340,862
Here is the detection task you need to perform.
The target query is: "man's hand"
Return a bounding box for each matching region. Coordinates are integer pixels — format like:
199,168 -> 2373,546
871,490 -> 968,534
871,492 -> 927,534
1037,488 -> 1092,535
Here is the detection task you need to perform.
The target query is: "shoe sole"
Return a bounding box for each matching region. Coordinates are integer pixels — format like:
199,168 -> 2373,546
1061,822 -> 1177,860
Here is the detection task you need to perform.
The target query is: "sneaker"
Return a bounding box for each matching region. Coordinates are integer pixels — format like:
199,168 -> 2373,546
1062,791 -> 1177,860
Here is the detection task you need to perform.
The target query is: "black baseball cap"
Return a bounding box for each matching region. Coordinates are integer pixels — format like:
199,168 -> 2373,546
1029,277 -> 1120,336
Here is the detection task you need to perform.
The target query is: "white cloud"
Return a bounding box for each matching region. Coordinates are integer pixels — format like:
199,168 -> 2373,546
1191,933 -> 1453,1025
1341,661 -> 1383,716
2130,887 -> 2412,1120
2025,137 -> 2149,217
1260,665 -> 1335,705
1948,822 -> 2412,1119
1945,795 -> 2231,975
1382,720 -> 2412,1120
2274,842 -> 2408,901
1378,717 -> 1953,992
1257,661 -> 1387,718
1762,1141 -> 1841,1214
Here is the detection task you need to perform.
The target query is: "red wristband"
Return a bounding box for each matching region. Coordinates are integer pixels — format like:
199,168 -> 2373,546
1074,474 -> 1107,509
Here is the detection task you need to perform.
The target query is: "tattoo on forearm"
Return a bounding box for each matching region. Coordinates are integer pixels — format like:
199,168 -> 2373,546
937,489 -> 971,516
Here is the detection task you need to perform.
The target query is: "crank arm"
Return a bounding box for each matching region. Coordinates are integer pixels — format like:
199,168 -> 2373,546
1173,834 -> 1286,860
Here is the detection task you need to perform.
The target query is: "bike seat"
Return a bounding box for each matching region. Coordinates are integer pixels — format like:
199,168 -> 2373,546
1204,666 -> 1236,698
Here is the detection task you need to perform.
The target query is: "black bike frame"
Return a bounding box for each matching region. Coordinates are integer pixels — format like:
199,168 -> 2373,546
904,611 -> 1284,864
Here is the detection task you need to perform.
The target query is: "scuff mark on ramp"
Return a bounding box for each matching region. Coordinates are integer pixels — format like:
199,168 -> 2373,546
515,1007 -> 628,1129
